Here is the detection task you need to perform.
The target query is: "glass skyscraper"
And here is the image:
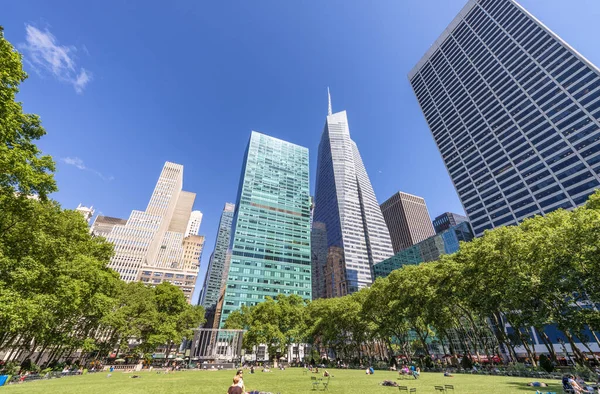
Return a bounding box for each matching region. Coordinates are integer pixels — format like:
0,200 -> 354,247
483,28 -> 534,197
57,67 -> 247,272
373,221 -> 474,278
199,202 -> 234,326
410,0 -> 600,237
218,131 -> 311,327
313,92 -> 394,294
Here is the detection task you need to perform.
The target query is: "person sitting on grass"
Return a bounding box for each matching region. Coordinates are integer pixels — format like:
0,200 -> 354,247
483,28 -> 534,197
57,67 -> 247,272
413,367 -> 420,379
323,370 -> 330,377
444,370 -> 454,377
566,375 -> 594,394
235,369 -> 246,393
227,376 -> 243,394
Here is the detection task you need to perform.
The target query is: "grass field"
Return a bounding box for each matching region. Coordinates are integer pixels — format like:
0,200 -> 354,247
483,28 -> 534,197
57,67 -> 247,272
0,368 -> 564,393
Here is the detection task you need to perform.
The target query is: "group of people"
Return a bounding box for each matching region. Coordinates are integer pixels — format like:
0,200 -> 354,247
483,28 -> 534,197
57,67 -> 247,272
398,365 -> 420,379
563,374 -> 598,393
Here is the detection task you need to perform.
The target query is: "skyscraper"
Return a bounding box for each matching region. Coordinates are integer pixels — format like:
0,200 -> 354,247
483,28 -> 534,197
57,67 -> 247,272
313,90 -> 394,294
433,212 -> 469,234
90,215 -> 127,238
103,162 -> 204,302
380,191 -> 436,253
185,210 -> 203,237
199,202 -> 235,327
410,0 -> 600,237
218,131 -> 311,327
310,221 -> 328,300
75,204 -> 94,223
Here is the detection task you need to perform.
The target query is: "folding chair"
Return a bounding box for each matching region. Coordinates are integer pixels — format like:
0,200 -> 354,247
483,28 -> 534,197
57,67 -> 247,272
398,386 -> 408,392
311,376 -> 319,390
445,384 -> 454,392
409,389 -> 417,393
321,377 -> 330,391
434,386 -> 446,393
303,369 -> 308,375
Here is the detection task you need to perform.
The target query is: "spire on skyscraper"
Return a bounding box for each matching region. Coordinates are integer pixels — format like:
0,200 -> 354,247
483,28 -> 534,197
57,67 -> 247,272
327,87 -> 332,116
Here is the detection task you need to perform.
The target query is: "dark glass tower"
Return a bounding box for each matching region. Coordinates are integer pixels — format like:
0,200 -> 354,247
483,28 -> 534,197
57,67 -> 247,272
198,202 -> 234,326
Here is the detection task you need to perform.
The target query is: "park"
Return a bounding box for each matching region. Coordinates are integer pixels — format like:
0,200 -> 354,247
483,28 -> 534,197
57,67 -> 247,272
0,368 -> 568,393
4,1 -> 600,393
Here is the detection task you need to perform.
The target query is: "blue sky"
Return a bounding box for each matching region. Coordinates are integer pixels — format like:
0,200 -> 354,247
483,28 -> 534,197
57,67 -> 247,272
4,0 -> 600,303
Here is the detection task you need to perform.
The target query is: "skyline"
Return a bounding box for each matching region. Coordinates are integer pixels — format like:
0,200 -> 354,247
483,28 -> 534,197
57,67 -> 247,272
5,0 -> 600,302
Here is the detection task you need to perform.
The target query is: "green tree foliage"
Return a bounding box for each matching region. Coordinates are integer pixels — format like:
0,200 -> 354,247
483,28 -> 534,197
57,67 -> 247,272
0,26 -> 55,199
0,27 -> 205,367
225,294 -> 308,362
225,190 -> 600,368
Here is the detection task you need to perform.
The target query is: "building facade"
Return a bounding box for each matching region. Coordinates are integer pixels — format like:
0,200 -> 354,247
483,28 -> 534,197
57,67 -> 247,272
313,92 -> 394,294
409,0 -> 600,237
185,210 -> 203,237
380,191 -> 436,253
218,132 -> 312,327
75,204 -> 94,223
102,162 -> 204,302
90,215 -> 127,238
373,221 -> 474,278
199,202 -> 235,327
432,212 -> 469,234
310,221 -> 328,300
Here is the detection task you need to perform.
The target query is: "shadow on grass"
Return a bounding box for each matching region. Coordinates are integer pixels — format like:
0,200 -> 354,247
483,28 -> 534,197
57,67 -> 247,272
505,380 -> 563,392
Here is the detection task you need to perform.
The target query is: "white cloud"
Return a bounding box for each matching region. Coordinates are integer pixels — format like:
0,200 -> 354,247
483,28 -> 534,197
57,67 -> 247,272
21,24 -> 93,93
61,157 -> 113,181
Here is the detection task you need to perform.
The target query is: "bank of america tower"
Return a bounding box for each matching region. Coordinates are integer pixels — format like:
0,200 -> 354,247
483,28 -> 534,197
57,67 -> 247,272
313,91 -> 394,295
410,0 -> 600,237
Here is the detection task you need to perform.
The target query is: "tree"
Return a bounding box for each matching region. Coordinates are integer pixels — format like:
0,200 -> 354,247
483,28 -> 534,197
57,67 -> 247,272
0,25 -> 56,200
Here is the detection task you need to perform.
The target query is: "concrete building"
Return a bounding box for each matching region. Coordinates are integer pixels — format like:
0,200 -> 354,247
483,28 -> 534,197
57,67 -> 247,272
409,0 -> 600,237
381,191 -> 436,253
433,212 -> 469,234
75,204 -> 94,223
313,89 -> 394,294
323,246 -> 346,298
199,202 -> 235,328
90,215 -> 127,238
103,162 -> 204,302
185,210 -> 203,237
217,132 -> 312,327
373,221 -> 474,278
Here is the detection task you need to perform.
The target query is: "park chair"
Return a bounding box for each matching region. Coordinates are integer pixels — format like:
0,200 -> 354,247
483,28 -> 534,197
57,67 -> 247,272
311,376 -> 319,390
410,389 -> 417,393
445,384 -> 454,392
398,386 -> 408,392
434,386 -> 446,393
303,369 -> 308,375
321,377 -> 330,391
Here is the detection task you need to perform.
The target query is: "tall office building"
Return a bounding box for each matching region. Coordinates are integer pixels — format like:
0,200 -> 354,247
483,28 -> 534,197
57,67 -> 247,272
373,221 -> 474,278
433,212 -> 469,234
75,204 -> 94,223
103,162 -> 204,302
199,202 -> 235,326
185,210 -> 203,237
313,90 -> 394,294
310,221 -> 328,300
410,0 -> 600,237
217,132 -> 312,327
90,215 -> 127,237
381,191 -> 436,253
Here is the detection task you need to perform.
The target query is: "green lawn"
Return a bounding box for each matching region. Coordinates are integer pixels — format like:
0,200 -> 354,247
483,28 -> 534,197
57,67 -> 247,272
1,368 -> 564,393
